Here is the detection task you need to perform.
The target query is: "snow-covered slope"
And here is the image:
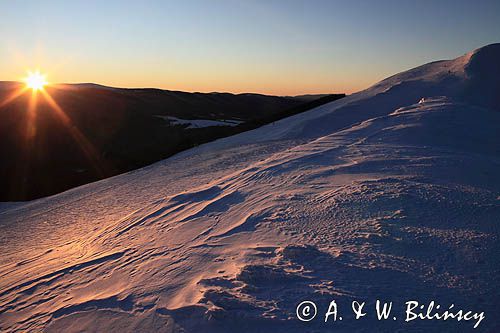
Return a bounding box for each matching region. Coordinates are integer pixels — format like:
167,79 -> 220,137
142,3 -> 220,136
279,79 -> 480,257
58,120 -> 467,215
1,44 -> 499,332
155,116 -> 243,129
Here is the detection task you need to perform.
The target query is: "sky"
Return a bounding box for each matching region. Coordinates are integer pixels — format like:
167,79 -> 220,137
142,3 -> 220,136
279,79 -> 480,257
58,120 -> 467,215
1,0 -> 499,95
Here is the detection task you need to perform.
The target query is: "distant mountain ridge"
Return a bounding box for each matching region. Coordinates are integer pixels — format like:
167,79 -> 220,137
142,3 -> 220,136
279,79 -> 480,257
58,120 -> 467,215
0,82 -> 344,201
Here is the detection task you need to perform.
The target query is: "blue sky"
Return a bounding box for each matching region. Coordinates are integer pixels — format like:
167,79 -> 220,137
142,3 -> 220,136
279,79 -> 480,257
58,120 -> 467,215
1,0 -> 499,94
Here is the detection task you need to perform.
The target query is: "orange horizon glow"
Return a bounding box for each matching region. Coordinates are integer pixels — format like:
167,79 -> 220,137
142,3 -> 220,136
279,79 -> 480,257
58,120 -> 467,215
11,76 -> 361,96
5,63 -> 364,96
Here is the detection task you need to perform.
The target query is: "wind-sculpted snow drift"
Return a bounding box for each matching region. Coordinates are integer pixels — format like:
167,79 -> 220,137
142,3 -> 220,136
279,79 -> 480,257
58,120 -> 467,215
1,44 -> 499,332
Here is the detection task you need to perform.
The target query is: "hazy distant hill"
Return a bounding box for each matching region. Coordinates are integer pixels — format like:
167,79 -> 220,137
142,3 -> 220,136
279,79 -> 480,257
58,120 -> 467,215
0,83 -> 344,200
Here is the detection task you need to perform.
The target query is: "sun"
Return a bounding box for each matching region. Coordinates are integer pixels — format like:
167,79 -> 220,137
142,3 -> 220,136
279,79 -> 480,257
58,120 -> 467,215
24,70 -> 48,91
